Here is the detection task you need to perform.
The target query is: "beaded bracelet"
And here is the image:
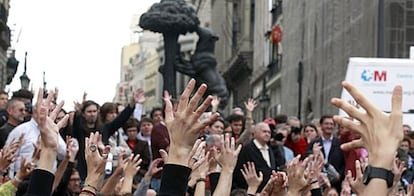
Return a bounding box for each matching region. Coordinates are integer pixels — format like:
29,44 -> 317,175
84,183 -> 98,191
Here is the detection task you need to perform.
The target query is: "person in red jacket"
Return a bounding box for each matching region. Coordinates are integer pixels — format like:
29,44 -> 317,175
284,116 -> 307,156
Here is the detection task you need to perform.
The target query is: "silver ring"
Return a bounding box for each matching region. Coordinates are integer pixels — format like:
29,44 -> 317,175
89,144 -> 97,152
192,157 -> 199,162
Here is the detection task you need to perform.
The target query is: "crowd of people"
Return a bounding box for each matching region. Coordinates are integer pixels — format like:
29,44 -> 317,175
0,79 -> 409,196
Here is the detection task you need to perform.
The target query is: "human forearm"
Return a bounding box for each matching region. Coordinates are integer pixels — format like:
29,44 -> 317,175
194,179 -> 206,196
120,174 -> 134,195
362,179 -> 389,195
52,157 -> 69,191
37,148 -> 57,173
101,172 -> 123,195
212,169 -> 233,196
134,176 -> 151,196
167,145 -> 191,166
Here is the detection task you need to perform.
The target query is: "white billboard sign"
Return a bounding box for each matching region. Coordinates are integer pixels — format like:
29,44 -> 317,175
340,57 -> 414,127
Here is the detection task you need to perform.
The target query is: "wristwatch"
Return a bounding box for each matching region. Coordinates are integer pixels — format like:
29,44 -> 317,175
362,165 -> 394,188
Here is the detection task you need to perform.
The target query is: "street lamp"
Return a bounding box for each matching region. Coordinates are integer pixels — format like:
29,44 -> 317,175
20,52 -> 30,90
259,79 -> 270,119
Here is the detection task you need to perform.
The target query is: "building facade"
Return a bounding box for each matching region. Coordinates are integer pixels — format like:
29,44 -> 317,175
211,0 -> 254,114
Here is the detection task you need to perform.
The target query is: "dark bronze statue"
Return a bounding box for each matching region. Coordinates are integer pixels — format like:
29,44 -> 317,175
175,26 -> 228,109
139,0 -> 228,108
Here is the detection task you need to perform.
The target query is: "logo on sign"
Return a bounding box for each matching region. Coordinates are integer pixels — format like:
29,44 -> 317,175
361,70 -> 387,82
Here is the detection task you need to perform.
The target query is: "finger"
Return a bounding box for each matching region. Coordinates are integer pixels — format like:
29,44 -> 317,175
194,95 -> 213,118
355,160 -> 363,179
36,88 -> 44,109
189,139 -> 202,158
85,137 -> 89,152
195,112 -> 219,134
230,137 -> 235,150
234,144 -> 242,156
45,90 -> 54,108
345,170 -> 353,184
258,171 -> 263,181
187,83 -> 208,113
177,79 -> 196,113
57,114 -> 69,130
341,81 -> 381,116
391,85 -> 403,130
241,168 -> 248,179
163,91 -> 174,123
332,115 -> 363,136
159,149 -> 169,162
50,100 -> 64,121
341,139 -> 364,151
330,98 -> 366,122
224,133 -> 230,150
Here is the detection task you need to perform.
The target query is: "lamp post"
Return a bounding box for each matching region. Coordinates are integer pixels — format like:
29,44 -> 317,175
259,78 -> 270,120
298,61 -> 303,119
19,52 -> 30,90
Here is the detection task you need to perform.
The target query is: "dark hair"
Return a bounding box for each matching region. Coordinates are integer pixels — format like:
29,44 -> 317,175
303,123 -> 318,133
123,117 -> 140,131
274,114 -> 288,124
402,137 -> 411,146
100,102 -> 117,122
210,117 -> 225,127
226,114 -> 244,123
139,117 -> 154,127
319,115 -> 333,125
230,188 -> 248,196
0,91 -> 7,96
12,89 -> 34,101
81,100 -> 100,113
150,107 -> 164,119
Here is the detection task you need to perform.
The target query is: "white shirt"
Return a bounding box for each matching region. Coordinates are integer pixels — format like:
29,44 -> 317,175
322,135 -> 334,160
5,118 -> 66,177
253,139 -> 271,167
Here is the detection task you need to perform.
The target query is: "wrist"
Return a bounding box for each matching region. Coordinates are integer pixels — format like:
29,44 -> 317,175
85,176 -> 100,189
247,187 -> 258,195
168,146 -> 192,166
368,151 -> 395,170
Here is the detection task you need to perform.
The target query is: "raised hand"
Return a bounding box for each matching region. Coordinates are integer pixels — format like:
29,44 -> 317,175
34,89 -> 68,150
211,95 -> 221,113
331,82 -> 403,170
244,98 -> 258,113
345,160 -> 365,195
132,88 -> 146,105
0,138 -> 21,170
286,155 -> 311,194
188,139 -> 206,169
146,158 -> 163,177
123,154 -> 142,176
66,136 -> 79,162
163,79 -> 218,166
84,132 -> 110,188
214,134 -> 242,171
260,171 -> 287,196
241,162 -> 263,194
16,157 -> 34,181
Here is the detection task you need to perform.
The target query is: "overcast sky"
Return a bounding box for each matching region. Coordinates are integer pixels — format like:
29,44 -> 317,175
6,0 -> 159,110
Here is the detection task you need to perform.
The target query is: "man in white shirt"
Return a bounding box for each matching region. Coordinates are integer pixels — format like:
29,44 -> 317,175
233,122 -> 276,192
6,117 -> 67,177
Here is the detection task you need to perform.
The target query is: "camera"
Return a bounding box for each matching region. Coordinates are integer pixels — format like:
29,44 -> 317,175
290,126 -> 301,134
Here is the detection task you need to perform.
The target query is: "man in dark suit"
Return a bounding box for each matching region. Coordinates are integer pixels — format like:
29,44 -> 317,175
233,122 -> 276,192
306,115 -> 345,191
